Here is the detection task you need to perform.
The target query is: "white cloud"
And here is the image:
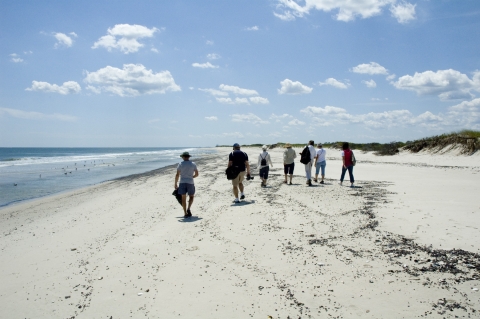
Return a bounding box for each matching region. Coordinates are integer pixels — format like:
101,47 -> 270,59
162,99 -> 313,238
393,69 -> 480,101
148,118 -> 160,124
192,62 -> 219,69
278,79 -> 313,95
270,113 -> 293,121
363,79 -> 377,88
92,24 -> 159,54
299,98 -> 480,130
26,81 -> 81,95
10,53 -> 23,63
231,113 -> 268,124
54,32 -> 75,48
249,97 -> 270,104
235,97 -> 250,105
351,62 -> 388,75
288,119 -> 306,126
207,53 -> 221,60
245,26 -> 259,31
84,64 -> 181,97
386,74 -> 397,81
216,97 -> 234,104
0,107 -> 76,121
390,1 -> 416,24
151,48 -> 159,53
199,88 -> 229,97
274,0 -> 416,23
220,84 -> 258,96
319,78 -> 349,89
206,40 -> 214,45
205,116 -> 218,121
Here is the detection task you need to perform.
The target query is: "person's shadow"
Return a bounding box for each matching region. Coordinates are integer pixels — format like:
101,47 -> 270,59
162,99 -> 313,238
230,200 -> 256,207
177,216 -> 203,222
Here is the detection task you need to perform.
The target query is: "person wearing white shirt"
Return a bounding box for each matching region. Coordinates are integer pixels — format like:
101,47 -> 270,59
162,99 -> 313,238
304,140 -> 316,186
313,143 -> 327,184
257,145 -> 273,187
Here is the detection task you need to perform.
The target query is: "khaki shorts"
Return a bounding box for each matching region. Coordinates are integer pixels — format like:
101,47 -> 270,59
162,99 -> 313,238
231,171 -> 246,187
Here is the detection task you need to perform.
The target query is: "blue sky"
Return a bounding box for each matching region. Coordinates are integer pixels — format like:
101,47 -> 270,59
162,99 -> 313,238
1,0 -> 479,147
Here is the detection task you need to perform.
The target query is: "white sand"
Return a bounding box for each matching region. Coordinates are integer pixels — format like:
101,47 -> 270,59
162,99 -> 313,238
0,147 -> 479,318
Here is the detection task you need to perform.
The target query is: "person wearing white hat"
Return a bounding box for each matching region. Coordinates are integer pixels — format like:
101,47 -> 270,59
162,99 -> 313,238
257,145 -> 273,187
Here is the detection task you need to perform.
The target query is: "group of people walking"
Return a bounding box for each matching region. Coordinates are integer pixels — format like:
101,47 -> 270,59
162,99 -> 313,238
173,142 -> 355,218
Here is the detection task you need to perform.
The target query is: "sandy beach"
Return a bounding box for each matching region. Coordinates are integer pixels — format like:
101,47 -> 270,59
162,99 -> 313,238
0,146 -> 479,318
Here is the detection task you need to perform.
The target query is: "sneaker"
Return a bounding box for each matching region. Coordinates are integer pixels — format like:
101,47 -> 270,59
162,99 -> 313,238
289,182 -> 293,185
339,182 -> 343,186
308,180 -> 312,186
350,184 -> 354,188
234,198 -> 240,203
320,180 -> 324,184
240,194 -> 245,200
186,209 -> 192,217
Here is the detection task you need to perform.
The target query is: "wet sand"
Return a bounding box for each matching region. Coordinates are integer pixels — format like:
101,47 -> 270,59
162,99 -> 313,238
0,147 -> 479,318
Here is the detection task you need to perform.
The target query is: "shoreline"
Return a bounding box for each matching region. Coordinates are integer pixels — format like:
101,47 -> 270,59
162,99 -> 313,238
0,150 -> 217,210
0,147 -> 479,318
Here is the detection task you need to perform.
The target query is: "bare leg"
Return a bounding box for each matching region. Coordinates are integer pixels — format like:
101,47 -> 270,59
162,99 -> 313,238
284,174 -> 287,182
239,182 -> 244,194
233,186 -> 239,198
321,174 -> 325,182
181,195 -> 187,215
187,195 -> 194,210
289,174 -> 293,183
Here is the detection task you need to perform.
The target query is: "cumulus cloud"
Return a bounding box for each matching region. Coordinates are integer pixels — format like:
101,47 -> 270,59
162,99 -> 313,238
393,69 -> 480,101
0,107 -> 76,121
300,97 -> 480,130
198,88 -> 229,97
10,53 -> 23,63
319,78 -> 350,89
351,62 -> 388,75
205,116 -> 218,121
26,81 -> 81,95
274,0 -> 416,23
231,113 -> 269,124
192,62 -> 219,69
216,97 -> 234,104
270,113 -> 293,122
390,1 -> 416,23
54,32 -> 76,48
92,24 -> 159,54
84,64 -> 180,97
278,79 -> 313,95
245,26 -> 259,31
288,119 -> 306,126
249,97 -> 269,104
363,79 -> 377,88
207,53 -> 221,60
220,84 -> 258,96
206,40 -> 214,45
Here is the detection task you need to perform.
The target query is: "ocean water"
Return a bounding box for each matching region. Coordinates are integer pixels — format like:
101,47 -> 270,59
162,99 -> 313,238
0,147 -> 217,207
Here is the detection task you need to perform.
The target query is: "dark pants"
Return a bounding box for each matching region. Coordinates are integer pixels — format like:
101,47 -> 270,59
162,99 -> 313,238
284,163 -> 295,174
259,166 -> 270,179
340,165 -> 354,183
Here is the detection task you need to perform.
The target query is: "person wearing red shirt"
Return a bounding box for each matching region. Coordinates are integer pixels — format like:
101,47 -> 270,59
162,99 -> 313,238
340,142 -> 354,187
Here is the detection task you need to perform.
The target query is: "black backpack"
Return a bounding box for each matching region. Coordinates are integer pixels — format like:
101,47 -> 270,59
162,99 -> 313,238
300,146 -> 311,164
260,153 -> 267,166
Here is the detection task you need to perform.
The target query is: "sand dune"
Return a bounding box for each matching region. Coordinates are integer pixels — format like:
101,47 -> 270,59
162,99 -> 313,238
0,147 -> 479,318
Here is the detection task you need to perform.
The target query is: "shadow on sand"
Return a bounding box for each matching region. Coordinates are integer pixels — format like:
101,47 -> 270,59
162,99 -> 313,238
230,200 -> 256,207
177,216 -> 203,223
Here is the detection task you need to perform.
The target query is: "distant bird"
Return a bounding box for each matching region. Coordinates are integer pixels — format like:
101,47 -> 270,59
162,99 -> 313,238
13,183 -> 17,186
64,172 -> 67,175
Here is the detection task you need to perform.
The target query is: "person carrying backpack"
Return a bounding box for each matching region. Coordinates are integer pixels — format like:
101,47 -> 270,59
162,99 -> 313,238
228,143 -> 251,203
300,140 -> 316,186
257,145 -> 273,187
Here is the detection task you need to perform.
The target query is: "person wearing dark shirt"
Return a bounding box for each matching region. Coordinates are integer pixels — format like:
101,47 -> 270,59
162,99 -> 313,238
228,143 -> 251,203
